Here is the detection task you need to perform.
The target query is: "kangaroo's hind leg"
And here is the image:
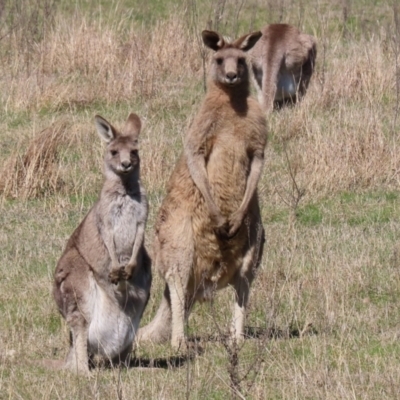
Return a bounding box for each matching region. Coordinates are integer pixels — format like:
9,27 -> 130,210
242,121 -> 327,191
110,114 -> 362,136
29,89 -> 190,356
230,222 -> 265,342
162,216 -> 194,350
65,316 -> 90,375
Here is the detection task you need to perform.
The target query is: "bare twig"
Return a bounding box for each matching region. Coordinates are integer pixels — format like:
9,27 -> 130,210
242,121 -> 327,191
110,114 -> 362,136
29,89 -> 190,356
393,2 -> 400,131
209,300 -> 244,399
186,0 -> 207,92
285,146 -> 305,210
213,0 -> 227,32
233,0 -> 246,38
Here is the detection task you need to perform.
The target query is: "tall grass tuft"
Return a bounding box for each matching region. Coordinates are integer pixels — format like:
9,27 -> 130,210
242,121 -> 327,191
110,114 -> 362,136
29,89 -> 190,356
0,120 -> 70,199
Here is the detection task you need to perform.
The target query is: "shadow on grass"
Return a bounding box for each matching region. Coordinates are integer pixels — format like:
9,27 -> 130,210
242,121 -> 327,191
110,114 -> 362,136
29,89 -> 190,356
128,354 -> 193,369
44,325 -> 318,372
39,354 -> 196,371
245,324 -> 318,339
190,324 -> 318,344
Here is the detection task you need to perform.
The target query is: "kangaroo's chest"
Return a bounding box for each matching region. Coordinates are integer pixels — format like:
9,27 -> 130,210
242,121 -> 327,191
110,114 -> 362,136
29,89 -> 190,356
108,196 -> 143,261
206,121 -> 252,203
207,119 -> 251,165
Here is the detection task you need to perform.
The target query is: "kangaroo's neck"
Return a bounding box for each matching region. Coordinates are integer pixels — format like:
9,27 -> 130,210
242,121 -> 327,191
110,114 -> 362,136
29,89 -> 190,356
102,168 -> 141,197
208,79 -> 250,114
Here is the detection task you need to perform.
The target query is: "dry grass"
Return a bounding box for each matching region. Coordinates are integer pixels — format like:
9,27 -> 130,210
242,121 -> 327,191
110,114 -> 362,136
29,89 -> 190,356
264,32 -> 398,209
0,0 -> 399,398
0,120 -> 71,200
0,11 -> 202,112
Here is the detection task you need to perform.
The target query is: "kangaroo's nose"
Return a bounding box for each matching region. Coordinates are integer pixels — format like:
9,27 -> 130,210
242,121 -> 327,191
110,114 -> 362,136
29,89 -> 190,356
226,72 -> 237,82
121,160 -> 132,169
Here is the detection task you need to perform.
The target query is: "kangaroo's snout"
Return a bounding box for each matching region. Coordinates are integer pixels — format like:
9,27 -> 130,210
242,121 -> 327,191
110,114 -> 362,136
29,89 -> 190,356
225,71 -> 238,84
224,57 -> 240,85
121,160 -> 132,171
119,155 -> 138,173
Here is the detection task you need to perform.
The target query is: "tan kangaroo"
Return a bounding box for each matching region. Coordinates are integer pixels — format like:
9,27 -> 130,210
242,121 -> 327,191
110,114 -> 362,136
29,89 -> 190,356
138,30 -> 267,349
53,113 -> 151,374
249,24 -> 317,113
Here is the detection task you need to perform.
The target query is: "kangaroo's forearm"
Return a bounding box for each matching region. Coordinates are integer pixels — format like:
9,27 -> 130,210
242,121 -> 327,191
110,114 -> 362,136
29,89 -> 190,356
187,153 -> 221,216
237,155 -> 264,215
102,228 -> 119,267
127,222 -> 145,266
185,121 -> 222,217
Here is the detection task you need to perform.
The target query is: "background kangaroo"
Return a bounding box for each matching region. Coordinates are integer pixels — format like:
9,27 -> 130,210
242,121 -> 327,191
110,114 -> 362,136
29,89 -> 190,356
53,113 -> 151,374
138,30 -> 267,349
249,23 -> 317,113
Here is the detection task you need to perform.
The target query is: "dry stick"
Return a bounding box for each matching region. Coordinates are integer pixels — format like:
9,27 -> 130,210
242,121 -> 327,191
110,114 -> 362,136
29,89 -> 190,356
297,0 -> 305,29
227,222 -> 267,395
278,0 -> 285,23
209,295 -> 258,400
233,0 -> 246,38
276,144 -> 305,217
315,1 -> 328,92
240,339 -> 267,393
393,2 -> 400,131
248,2 -> 256,33
0,22 -> 20,42
187,0 -> 207,92
186,349 -> 190,400
342,0 -> 350,39
185,304 -> 191,400
213,0 -> 227,32
116,367 -> 123,400
214,370 -> 246,400
209,300 -> 242,399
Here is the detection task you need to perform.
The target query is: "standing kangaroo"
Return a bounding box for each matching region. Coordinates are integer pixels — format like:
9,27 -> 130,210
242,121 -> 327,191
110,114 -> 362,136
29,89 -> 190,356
249,24 -> 317,113
138,30 -> 267,348
53,113 -> 151,374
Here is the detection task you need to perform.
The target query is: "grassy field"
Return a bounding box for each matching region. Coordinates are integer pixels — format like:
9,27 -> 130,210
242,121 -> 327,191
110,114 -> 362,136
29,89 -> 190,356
0,0 -> 399,398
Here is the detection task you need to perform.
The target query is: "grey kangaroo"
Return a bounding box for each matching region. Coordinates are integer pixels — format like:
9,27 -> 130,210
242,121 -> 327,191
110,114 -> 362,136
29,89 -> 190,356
53,113 -> 151,374
249,23 -> 317,113
138,30 -> 267,349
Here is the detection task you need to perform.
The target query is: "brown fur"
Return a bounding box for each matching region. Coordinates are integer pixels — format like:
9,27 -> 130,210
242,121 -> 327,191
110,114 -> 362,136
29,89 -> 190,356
53,113 -> 151,374
138,30 -> 267,348
249,24 -> 317,113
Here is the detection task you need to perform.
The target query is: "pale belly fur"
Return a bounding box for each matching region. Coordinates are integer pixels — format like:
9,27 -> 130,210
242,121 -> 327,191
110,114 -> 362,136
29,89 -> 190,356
87,275 -> 138,358
110,197 -> 138,264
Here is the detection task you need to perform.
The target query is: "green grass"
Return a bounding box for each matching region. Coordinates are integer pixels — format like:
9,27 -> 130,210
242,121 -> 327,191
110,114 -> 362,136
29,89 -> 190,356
263,190 -> 400,228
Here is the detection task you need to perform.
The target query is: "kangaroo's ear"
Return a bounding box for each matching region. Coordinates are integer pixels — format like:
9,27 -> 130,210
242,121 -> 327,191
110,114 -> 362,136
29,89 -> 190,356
123,113 -> 141,138
94,115 -> 116,143
202,30 -> 225,51
233,31 -> 262,52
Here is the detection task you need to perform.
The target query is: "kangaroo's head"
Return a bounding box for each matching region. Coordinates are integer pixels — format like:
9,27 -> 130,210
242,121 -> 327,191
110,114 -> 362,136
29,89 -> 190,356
94,113 -> 141,178
202,30 -> 262,88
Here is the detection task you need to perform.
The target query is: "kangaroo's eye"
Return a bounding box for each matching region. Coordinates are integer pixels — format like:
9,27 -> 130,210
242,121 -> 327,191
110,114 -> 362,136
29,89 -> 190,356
131,150 -> 138,157
110,150 -> 118,156
238,58 -> 246,65
216,58 -> 223,65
